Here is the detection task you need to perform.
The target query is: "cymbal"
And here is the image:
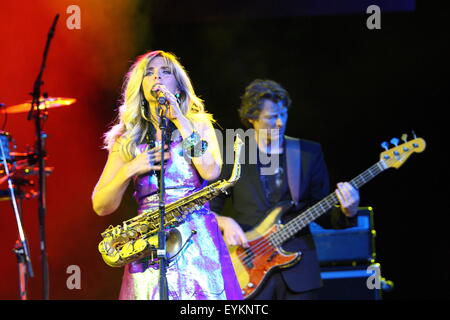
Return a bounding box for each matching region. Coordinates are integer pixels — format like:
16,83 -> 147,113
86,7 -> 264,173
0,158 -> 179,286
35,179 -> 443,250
5,97 -> 76,114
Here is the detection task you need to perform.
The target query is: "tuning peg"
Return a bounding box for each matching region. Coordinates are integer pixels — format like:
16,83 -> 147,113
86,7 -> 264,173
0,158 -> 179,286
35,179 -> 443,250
412,130 -> 417,139
381,141 -> 389,151
400,133 -> 411,152
390,137 -> 400,147
401,134 -> 408,143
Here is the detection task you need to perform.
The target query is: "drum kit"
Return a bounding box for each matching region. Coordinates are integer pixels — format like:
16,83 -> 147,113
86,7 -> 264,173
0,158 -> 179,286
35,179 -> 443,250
0,97 -> 75,200
2,13 -> 69,300
0,96 -> 76,300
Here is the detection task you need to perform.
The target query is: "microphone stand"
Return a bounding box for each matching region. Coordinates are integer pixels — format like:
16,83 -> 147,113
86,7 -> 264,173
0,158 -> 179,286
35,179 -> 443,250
27,13 -> 59,300
157,103 -> 169,300
0,140 -> 34,300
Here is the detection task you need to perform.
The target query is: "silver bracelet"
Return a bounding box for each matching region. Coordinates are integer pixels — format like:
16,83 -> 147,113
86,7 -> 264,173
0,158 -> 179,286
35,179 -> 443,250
182,131 -> 208,158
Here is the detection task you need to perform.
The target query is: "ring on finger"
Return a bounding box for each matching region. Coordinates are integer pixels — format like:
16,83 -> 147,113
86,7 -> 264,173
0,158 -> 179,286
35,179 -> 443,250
147,153 -> 154,166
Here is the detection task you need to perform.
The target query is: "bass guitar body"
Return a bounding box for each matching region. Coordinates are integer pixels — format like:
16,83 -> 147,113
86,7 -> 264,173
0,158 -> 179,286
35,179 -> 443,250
227,201 -> 301,299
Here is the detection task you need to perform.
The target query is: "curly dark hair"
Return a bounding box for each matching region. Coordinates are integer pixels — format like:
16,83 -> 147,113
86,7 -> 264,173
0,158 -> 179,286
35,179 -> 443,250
238,79 -> 292,128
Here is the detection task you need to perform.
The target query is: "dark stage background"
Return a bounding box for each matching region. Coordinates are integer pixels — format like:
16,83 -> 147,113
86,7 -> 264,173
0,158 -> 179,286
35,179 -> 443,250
0,0 -> 448,300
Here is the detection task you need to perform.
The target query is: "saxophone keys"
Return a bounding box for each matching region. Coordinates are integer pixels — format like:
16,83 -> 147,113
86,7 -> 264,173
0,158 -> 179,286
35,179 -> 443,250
138,224 -> 149,233
147,234 -> 158,248
112,226 -> 122,236
114,234 -> 128,244
127,229 -> 138,238
99,236 -> 115,254
134,238 -> 148,253
119,242 -> 134,258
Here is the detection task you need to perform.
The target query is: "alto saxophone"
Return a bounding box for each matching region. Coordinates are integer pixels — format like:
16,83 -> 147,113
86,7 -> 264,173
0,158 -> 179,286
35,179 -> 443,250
98,135 -> 244,267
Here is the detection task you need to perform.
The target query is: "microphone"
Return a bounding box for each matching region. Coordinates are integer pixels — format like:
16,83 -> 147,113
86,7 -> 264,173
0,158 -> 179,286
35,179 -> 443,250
151,87 -> 168,105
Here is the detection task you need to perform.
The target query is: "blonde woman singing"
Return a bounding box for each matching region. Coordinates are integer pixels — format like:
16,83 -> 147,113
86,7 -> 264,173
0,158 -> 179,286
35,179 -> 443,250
92,50 -> 242,300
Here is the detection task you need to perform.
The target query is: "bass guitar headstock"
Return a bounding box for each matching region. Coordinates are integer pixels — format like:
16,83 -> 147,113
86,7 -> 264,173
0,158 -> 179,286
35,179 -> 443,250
380,133 -> 426,169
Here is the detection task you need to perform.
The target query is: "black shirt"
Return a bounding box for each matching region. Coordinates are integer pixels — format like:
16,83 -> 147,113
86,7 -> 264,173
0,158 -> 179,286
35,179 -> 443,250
258,150 -> 290,208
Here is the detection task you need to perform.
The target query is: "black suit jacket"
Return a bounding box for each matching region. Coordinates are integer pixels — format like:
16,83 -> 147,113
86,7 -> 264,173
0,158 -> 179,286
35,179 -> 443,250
210,135 -> 355,293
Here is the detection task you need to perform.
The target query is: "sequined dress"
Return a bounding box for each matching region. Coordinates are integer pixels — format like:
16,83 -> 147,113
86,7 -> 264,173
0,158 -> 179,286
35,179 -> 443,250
118,133 -> 243,300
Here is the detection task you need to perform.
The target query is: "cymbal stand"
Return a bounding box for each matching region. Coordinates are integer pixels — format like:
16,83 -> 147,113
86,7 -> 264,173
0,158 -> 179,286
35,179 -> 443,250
0,141 -> 34,300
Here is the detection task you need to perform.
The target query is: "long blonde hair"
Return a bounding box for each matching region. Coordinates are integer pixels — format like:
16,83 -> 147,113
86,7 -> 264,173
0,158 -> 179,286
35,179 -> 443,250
104,50 -> 213,160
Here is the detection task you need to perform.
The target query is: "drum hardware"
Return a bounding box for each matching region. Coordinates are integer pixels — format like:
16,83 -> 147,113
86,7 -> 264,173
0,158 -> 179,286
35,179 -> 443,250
0,131 -> 34,300
0,188 -> 25,201
2,13 -> 75,300
0,172 -> 41,202
10,151 -> 39,165
12,165 -> 54,176
0,132 -> 12,162
0,145 -> 54,202
1,95 -> 72,299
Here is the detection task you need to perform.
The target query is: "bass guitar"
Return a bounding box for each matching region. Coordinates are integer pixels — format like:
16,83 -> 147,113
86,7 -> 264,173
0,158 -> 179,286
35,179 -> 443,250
227,136 -> 426,299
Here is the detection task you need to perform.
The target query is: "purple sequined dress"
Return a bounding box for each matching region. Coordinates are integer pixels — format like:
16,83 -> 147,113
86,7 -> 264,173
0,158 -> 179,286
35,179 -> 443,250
119,134 -> 243,300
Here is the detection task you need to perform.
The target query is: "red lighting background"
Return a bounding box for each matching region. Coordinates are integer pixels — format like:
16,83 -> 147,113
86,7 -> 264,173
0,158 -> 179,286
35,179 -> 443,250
0,0 -> 146,299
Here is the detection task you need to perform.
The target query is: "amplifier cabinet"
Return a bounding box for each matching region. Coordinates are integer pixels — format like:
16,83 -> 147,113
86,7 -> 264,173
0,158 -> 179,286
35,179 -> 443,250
318,264 -> 383,300
310,207 -> 376,265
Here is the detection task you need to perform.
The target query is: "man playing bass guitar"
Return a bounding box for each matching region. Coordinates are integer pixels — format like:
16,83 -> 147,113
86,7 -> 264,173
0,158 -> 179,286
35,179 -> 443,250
210,79 -> 360,300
